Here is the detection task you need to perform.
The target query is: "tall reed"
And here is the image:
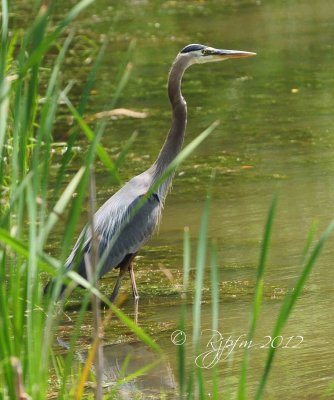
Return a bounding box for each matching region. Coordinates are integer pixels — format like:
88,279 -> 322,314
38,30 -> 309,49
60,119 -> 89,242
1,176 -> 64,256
177,193 -> 334,399
2,2 -> 333,398
0,1 -> 218,397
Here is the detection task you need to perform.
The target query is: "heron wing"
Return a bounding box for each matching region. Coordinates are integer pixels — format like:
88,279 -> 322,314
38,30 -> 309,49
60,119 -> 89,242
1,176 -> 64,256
97,191 -> 161,276
65,172 -> 161,278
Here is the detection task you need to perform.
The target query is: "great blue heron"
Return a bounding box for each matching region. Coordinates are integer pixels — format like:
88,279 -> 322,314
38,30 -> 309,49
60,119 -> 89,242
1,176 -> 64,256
46,44 -> 255,301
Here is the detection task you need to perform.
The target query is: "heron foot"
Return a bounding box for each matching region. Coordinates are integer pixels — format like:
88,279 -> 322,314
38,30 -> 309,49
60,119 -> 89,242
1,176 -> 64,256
133,293 -> 140,301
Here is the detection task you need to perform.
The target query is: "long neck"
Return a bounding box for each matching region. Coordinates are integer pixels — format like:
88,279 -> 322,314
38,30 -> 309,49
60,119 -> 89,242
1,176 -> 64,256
150,56 -> 189,198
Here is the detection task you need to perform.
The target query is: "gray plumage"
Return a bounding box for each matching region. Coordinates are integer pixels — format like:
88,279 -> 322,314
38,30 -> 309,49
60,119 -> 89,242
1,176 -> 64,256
67,171 -> 162,279
46,44 -> 255,301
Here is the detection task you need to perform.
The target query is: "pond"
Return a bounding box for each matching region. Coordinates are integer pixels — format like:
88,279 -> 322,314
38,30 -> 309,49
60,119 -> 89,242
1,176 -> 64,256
14,0 -> 334,398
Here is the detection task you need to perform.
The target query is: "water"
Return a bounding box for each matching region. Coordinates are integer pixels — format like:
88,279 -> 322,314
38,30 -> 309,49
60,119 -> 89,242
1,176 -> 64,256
15,0 -> 334,398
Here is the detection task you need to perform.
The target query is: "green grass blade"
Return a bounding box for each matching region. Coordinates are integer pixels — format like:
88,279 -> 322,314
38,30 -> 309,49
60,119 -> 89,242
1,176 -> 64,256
57,108 -> 107,263
1,0 -> 9,47
26,182 -> 40,397
56,39 -> 134,203
178,227 -> 191,399
60,283 -> 162,354
192,177 -> 213,349
79,40 -> 107,115
37,167 -> 85,247
153,122 -> 219,199
109,40 -> 136,110
0,229 -> 60,277
197,366 -> 206,399
56,292 -> 92,399
237,196 -> 277,400
21,0 -> 93,75
112,358 -> 162,388
53,39 -> 112,201
115,131 -> 138,169
210,243 -> 220,400
32,32 -> 74,230
183,226 -> 191,293
191,177 -> 215,400
255,219 -> 334,400
108,303 -> 162,354
0,77 -> 9,165
301,219 -> 318,263
210,242 -> 219,333
63,95 -> 120,181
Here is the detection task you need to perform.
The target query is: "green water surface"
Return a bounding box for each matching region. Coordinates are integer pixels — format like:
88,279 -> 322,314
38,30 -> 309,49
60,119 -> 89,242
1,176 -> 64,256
14,0 -> 334,398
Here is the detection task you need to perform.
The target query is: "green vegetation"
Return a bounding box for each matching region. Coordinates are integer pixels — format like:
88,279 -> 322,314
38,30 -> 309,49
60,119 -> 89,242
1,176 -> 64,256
1,1 -> 334,399
0,1 -> 216,398
177,196 -> 334,399
0,1 -> 164,398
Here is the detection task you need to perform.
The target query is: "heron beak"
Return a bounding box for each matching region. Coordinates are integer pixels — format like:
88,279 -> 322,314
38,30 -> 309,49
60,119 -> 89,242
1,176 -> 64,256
212,49 -> 257,59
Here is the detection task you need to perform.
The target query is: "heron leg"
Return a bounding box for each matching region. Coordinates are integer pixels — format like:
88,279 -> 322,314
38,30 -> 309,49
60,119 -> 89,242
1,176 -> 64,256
134,296 -> 139,325
129,263 -> 139,301
109,267 -> 127,303
109,253 -> 137,303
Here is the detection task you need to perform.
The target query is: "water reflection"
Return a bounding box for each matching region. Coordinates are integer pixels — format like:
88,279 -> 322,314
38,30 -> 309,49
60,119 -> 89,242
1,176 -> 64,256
58,339 -> 176,398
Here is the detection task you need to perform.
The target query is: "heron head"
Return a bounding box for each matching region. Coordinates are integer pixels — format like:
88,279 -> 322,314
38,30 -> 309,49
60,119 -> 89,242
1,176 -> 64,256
179,44 -> 256,65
